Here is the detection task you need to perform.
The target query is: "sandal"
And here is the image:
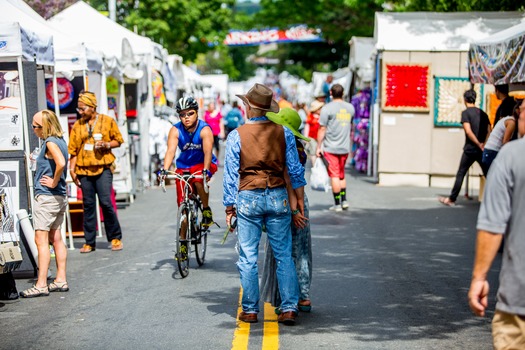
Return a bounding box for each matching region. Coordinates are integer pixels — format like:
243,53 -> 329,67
80,244 -> 95,253
299,300 -> 312,312
19,285 -> 49,298
48,281 -> 69,293
438,196 -> 455,207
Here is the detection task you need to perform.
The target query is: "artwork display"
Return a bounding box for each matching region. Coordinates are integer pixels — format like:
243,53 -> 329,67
382,63 -> 430,112
0,161 -> 20,242
46,78 -> 74,109
0,70 -> 22,151
434,77 -> 483,127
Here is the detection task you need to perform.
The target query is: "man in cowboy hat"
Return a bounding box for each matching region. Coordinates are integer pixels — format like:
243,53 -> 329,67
223,83 -> 306,325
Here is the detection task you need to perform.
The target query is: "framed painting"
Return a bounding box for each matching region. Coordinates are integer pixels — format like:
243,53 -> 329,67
434,77 -> 483,127
382,63 -> 430,112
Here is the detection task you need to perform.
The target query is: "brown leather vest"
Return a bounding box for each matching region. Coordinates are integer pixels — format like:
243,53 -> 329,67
237,121 -> 286,191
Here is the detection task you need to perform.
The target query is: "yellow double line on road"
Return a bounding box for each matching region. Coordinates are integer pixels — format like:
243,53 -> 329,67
232,290 -> 279,350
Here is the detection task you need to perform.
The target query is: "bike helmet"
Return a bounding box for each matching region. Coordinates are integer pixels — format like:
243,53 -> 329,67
176,96 -> 199,113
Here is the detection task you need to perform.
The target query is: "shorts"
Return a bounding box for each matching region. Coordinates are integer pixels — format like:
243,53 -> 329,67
176,163 -> 218,206
492,310 -> 525,350
323,152 -> 349,179
33,195 -> 67,231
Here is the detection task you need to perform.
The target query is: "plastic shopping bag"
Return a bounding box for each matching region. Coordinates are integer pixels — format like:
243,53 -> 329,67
310,157 -> 331,192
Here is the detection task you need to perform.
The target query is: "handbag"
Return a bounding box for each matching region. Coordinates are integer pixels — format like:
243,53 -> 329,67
310,157 -> 332,192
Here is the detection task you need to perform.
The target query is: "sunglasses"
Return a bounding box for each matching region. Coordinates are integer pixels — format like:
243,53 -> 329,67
76,107 -> 90,113
32,124 -> 43,129
179,110 -> 196,118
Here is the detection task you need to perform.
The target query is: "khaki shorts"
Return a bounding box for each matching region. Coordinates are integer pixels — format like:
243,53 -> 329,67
492,310 -> 525,350
33,195 -> 67,231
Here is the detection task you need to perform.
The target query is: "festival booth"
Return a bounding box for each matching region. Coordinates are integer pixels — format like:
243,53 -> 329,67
348,37 -> 375,174
372,12 -> 524,188
50,1 -> 159,197
0,14 -> 56,275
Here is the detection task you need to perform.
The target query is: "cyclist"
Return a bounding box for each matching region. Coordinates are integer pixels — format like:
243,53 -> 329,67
160,96 -> 218,227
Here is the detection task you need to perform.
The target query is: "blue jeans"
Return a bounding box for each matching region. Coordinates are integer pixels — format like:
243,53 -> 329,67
482,149 -> 498,172
237,187 -> 299,313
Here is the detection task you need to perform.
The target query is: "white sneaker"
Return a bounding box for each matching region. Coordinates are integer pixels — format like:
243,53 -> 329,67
329,205 -> 343,212
341,200 -> 349,210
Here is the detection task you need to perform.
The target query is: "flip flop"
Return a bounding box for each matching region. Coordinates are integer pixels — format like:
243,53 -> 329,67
438,196 -> 455,207
48,281 -> 69,292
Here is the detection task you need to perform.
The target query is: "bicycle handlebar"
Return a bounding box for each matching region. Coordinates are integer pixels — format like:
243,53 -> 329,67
159,169 -> 209,194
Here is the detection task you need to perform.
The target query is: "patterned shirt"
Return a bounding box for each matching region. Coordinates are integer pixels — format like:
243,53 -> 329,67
68,114 -> 124,176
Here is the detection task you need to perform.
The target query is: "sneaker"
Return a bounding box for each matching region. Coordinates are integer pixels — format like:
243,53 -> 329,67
329,205 -> 343,212
202,207 -> 213,227
341,200 -> 349,210
111,239 -> 123,251
177,243 -> 188,261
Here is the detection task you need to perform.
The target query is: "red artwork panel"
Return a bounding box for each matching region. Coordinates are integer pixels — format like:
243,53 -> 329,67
382,64 -> 430,111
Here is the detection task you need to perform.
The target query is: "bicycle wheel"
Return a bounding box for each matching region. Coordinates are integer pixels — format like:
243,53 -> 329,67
193,201 -> 207,266
175,204 -> 190,278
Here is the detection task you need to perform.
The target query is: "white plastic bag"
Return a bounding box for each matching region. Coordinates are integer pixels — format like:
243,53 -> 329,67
310,157 -> 331,192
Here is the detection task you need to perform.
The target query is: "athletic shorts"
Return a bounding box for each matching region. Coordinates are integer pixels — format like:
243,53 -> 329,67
323,152 -> 349,179
33,194 -> 67,231
175,163 -> 218,206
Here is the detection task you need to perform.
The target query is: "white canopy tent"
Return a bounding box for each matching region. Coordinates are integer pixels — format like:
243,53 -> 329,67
375,12 -> 525,52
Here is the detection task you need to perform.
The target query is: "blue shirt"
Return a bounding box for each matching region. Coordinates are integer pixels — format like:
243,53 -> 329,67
34,136 -> 68,196
223,117 -> 307,207
175,119 -> 218,168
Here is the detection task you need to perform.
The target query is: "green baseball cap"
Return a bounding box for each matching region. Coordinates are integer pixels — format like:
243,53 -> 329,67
267,107 -> 311,142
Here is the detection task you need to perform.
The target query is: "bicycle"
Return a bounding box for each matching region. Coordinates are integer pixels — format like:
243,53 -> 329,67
160,169 -> 210,278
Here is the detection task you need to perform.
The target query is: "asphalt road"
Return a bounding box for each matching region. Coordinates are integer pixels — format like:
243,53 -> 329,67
0,166 -> 500,350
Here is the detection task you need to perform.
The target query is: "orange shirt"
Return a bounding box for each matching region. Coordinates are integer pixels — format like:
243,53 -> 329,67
68,114 -> 124,176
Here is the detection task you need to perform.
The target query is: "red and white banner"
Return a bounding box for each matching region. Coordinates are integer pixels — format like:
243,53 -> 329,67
224,25 -> 322,46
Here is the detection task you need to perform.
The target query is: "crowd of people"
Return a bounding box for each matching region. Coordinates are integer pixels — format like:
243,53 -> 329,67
3,78 -> 524,347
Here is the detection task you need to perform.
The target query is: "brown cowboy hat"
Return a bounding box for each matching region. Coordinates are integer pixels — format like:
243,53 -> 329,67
236,83 -> 279,113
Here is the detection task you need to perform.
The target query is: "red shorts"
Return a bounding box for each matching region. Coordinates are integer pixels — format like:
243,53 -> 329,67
323,152 -> 349,179
175,163 -> 217,206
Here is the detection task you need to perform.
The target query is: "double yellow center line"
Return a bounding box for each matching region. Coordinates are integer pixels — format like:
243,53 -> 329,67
232,290 -> 280,350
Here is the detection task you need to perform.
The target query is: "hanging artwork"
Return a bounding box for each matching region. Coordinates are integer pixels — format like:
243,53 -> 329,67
382,63 -> 430,112
434,77 -> 484,127
46,78 -> 74,109
0,70 -> 22,151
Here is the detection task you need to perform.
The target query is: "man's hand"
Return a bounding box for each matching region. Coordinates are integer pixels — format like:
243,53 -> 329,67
468,278 -> 490,317
158,168 -> 167,182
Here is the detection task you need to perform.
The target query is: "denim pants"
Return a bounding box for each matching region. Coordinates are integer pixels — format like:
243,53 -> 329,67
237,187 -> 299,313
79,168 -> 122,246
482,149 -> 498,173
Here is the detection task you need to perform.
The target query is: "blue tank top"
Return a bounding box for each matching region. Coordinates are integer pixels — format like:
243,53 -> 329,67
34,136 -> 68,196
175,120 -> 218,169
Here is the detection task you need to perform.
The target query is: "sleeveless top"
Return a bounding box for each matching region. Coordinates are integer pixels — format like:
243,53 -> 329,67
175,119 -> 218,169
485,116 -> 515,152
35,136 -> 68,196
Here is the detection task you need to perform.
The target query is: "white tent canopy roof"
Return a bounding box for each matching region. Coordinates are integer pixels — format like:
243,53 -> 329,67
374,12 -> 525,52
472,20 -> 525,45
50,1 -> 154,60
2,0 -> 88,71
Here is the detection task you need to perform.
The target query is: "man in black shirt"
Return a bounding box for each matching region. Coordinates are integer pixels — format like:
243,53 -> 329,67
494,84 -> 516,126
439,90 -> 491,206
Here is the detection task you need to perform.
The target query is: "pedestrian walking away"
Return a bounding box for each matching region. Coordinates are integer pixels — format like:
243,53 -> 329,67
316,83 -> 355,211
261,107 -> 313,314
20,110 -> 69,298
468,108 -> 525,350
223,83 -> 306,326
68,91 -> 124,253
439,89 -> 490,206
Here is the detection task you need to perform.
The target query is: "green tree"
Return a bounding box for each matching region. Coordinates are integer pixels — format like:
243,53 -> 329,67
125,0 -> 235,61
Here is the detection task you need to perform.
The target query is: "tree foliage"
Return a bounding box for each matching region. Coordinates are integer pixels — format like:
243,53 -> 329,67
24,0 -> 76,19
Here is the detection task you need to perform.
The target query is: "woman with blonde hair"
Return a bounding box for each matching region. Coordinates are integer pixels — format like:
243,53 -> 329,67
20,110 -> 69,297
